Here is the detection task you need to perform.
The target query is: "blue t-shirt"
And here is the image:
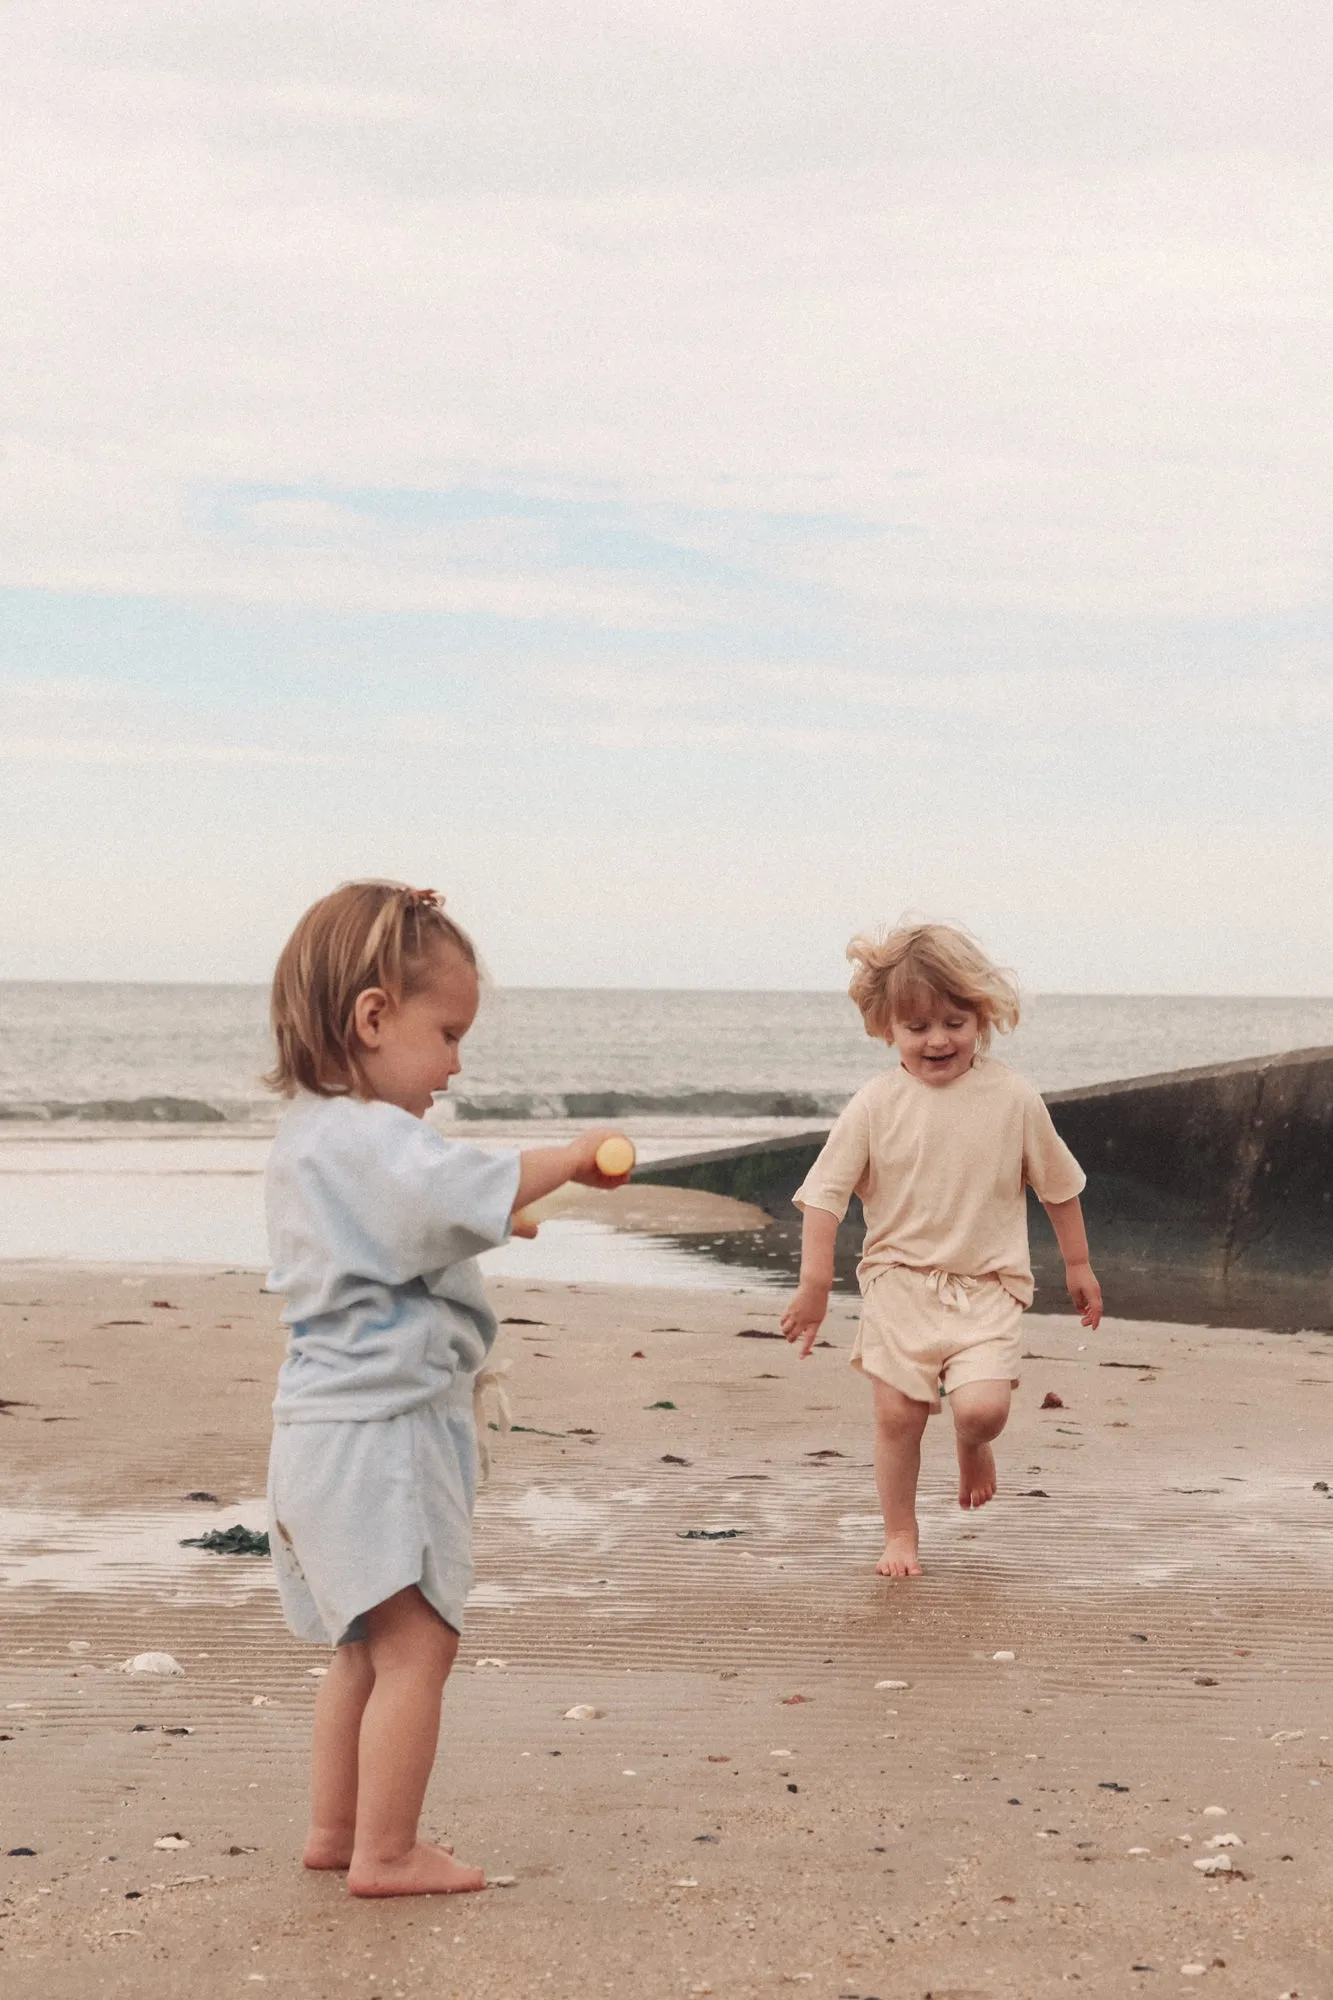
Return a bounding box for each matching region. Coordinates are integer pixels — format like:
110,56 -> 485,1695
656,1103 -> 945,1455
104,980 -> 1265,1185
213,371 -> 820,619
266,1094 -> 521,1423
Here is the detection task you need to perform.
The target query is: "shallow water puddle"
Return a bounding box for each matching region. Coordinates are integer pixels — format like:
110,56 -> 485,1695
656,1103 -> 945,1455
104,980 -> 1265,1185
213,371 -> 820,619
507,1485 -> 616,1544
480,1219 -> 781,1289
0,1500 -> 273,1598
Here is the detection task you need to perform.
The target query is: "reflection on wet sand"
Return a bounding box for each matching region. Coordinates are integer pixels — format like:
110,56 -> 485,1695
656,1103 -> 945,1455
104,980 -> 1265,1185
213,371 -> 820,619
4,1266 -> 1333,1995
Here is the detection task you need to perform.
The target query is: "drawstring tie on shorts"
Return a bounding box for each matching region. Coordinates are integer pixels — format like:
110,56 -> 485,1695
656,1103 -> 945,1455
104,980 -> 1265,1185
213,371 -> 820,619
924,1269 -> 982,1313
473,1360 -> 513,1484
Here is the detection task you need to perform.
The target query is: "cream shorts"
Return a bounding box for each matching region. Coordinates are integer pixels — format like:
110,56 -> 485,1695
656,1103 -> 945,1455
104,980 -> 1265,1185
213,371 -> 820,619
852,1265 -> 1023,1414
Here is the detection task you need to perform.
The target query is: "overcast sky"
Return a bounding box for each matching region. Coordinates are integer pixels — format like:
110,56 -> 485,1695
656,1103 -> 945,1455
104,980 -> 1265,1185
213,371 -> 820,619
2,2 -> 1330,991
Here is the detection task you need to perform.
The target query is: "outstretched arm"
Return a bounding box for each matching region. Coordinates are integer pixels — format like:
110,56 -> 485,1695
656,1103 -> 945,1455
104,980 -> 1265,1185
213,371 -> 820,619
511,1130 -> 629,1213
1040,1194 -> 1103,1329
780,1206 -> 840,1358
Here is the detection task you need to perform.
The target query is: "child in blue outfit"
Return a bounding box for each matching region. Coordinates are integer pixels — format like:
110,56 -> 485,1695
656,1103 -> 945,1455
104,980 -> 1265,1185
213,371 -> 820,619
263,880 -> 627,1897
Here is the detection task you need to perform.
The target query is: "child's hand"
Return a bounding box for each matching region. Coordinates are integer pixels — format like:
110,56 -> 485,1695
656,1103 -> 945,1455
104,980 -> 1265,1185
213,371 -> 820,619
781,1280 -> 831,1358
1066,1260 -> 1103,1330
567,1129 -> 634,1189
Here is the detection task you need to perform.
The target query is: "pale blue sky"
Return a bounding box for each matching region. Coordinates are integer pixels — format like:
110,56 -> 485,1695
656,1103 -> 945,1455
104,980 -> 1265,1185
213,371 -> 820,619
3,3 -> 1330,991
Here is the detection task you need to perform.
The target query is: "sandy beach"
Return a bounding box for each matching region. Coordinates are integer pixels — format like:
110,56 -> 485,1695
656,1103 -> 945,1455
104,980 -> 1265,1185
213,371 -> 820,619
3,1262 -> 1332,1998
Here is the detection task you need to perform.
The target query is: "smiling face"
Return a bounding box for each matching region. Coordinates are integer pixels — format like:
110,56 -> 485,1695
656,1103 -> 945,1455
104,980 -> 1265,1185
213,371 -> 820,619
889,986 -> 981,1087
351,946 -> 480,1117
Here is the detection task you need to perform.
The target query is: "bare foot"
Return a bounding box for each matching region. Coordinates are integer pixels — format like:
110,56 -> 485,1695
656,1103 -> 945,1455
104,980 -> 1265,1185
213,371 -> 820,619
303,1831 -> 353,1871
957,1439 -> 997,1510
348,1842 -> 484,1898
876,1527 -> 922,1578
305,1832 -> 454,1872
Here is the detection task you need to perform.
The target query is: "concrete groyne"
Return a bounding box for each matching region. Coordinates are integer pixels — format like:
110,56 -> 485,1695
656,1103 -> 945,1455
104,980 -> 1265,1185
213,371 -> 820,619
635,1045 -> 1333,1329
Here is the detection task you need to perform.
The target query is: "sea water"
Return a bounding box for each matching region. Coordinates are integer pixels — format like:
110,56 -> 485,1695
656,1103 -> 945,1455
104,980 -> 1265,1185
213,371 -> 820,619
1,984 -> 1330,1273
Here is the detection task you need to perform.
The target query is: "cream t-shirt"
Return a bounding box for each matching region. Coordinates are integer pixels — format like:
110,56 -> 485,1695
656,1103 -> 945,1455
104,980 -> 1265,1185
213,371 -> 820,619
793,1057 -> 1086,1307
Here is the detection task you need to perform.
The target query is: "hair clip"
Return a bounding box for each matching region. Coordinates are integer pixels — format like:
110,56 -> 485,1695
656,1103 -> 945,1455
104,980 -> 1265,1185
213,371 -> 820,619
403,887 -> 443,912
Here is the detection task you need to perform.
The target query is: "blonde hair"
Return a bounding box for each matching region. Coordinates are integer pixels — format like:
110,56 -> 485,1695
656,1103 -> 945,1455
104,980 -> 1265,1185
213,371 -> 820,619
265,881 -> 478,1098
846,920 -> 1020,1051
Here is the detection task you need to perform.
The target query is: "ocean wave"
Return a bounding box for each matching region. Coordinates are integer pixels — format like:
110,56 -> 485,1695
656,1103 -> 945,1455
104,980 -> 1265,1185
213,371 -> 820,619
0,1096 -> 246,1125
450,1088 -> 841,1121
0,1087 -> 843,1128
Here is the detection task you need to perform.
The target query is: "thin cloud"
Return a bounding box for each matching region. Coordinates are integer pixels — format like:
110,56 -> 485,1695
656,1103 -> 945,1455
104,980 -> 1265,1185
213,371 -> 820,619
0,735 -> 355,768
1,3 -> 1329,987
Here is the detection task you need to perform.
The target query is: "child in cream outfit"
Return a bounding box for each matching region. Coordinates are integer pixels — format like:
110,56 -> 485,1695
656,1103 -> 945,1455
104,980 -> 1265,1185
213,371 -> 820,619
782,922 -> 1102,1578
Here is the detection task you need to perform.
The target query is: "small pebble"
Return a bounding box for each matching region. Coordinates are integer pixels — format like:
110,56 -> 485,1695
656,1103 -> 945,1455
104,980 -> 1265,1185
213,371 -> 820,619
993,1651 -> 1016,1663
875,1679 -> 910,1690
563,1705 -> 603,1721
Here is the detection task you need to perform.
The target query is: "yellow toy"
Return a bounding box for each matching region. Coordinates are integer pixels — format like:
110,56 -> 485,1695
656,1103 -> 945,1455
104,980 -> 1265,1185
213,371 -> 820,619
595,1135 -> 636,1178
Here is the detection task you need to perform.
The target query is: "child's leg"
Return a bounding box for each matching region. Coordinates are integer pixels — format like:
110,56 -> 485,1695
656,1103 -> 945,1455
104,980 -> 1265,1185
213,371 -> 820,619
347,1585 -> 484,1898
305,1639 -> 374,1868
949,1379 -> 1011,1510
870,1378 -> 931,1578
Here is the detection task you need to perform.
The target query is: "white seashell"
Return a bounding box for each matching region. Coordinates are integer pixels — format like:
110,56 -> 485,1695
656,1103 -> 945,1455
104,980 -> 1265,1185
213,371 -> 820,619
121,1653 -> 184,1677
562,1704 -> 603,1721
992,1651 -> 1016,1663
1126,1846 -> 1151,1855
67,1640 -> 91,1654
475,1658 -> 507,1669
1180,1965 -> 1207,1976
1201,1805 -> 1227,1816
1205,1832 -> 1241,1848
153,1835 -> 190,1850
1269,1729 -> 1305,1745
1193,1853 -> 1233,1874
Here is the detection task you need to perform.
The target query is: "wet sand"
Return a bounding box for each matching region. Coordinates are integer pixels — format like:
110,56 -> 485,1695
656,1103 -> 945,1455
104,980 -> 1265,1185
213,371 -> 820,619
2,1264 -> 1332,1998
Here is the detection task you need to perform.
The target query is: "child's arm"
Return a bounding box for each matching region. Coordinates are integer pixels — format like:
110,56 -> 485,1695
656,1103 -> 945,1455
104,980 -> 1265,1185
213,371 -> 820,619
1040,1195 -> 1103,1329
511,1130 -> 629,1214
780,1206 -> 840,1358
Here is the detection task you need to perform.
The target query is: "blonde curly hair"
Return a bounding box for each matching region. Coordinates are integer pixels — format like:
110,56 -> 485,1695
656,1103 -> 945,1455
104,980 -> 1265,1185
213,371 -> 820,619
265,881 -> 478,1098
846,920 -> 1020,1051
